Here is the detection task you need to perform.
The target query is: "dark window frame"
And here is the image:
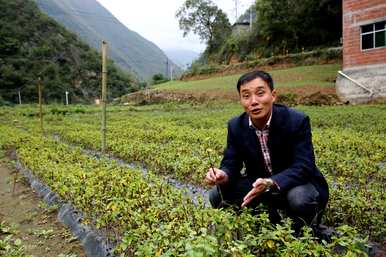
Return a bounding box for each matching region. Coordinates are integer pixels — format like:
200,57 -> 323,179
361,21 -> 386,51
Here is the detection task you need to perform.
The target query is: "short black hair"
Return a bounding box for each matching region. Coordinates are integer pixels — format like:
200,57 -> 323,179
237,70 -> 274,92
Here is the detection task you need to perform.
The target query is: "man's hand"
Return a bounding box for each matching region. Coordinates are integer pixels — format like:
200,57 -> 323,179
241,178 -> 273,208
205,168 -> 229,186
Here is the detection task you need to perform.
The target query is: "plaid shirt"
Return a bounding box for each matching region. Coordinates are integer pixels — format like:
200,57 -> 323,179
249,114 -> 273,175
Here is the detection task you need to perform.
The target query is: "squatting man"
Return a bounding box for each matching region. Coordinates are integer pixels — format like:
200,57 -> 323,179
205,70 -> 329,233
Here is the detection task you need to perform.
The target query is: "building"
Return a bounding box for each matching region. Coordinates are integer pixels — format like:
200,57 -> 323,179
231,22 -> 251,37
231,5 -> 256,37
336,0 -> 386,103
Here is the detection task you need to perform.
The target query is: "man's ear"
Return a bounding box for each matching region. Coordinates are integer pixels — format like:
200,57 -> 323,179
272,89 -> 277,102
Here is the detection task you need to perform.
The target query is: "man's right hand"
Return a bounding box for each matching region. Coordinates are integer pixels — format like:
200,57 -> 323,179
205,168 -> 229,186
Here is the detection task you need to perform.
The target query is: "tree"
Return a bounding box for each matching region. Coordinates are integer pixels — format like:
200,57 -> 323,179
151,73 -> 169,85
0,0 -> 138,104
255,0 -> 342,54
176,0 -> 231,52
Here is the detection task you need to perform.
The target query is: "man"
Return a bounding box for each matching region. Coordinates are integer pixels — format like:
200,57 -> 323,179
205,70 -> 329,232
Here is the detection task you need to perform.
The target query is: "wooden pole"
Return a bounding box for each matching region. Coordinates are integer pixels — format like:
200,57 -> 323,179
65,91 -> 69,105
18,90 -> 22,105
38,77 -> 43,133
249,8 -> 252,31
101,41 -> 108,153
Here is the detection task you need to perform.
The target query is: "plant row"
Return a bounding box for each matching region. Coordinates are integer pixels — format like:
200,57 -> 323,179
0,124 -> 370,256
2,104 -> 385,242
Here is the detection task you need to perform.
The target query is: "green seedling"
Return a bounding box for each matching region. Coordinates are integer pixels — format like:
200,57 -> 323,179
206,148 -> 225,206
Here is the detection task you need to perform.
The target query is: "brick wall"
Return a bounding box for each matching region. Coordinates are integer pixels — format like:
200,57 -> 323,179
343,0 -> 386,69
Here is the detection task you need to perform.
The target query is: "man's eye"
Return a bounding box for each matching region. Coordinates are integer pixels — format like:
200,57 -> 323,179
257,91 -> 264,96
242,94 -> 249,98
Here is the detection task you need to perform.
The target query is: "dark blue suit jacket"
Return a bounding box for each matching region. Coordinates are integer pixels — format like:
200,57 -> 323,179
220,104 -> 329,205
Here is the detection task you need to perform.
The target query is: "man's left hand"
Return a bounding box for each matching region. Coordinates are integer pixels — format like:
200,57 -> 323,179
241,178 -> 273,208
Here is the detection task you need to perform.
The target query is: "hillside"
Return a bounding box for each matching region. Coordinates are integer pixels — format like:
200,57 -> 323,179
0,0 -> 137,104
195,0 -> 341,65
34,0 -> 181,80
156,64 -> 339,92
122,64 -> 341,105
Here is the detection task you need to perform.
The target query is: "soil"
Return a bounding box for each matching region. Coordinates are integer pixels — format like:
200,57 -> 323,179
0,158 -> 86,257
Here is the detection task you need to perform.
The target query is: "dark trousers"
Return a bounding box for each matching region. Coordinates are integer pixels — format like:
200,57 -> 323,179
209,177 -> 326,233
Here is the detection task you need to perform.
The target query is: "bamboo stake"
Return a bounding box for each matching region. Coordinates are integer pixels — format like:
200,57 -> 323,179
38,77 -> 43,133
101,41 -> 108,153
18,90 -> 22,105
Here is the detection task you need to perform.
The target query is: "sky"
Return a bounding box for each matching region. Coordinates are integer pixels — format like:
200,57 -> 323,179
96,0 -> 254,53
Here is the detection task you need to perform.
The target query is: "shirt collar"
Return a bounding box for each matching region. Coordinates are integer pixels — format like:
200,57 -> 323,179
249,111 -> 272,131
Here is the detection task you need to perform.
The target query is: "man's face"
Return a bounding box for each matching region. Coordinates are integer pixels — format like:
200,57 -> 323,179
239,77 -> 276,126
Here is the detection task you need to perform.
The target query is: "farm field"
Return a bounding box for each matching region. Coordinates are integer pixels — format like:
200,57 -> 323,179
0,162 -> 87,257
123,64 -> 341,105
154,64 -> 339,95
0,100 -> 385,256
1,0 -> 383,254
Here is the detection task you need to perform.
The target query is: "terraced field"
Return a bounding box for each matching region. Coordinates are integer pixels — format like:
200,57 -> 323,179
155,64 -> 340,92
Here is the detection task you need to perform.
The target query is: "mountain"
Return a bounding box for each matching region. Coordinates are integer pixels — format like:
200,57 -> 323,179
0,0 -> 138,105
236,5 -> 256,24
164,49 -> 200,70
34,0 -> 181,80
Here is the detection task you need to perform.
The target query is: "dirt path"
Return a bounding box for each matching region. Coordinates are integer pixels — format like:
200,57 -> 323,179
0,158 -> 86,257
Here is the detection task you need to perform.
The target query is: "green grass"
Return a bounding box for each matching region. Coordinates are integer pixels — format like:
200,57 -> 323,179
155,64 -> 341,92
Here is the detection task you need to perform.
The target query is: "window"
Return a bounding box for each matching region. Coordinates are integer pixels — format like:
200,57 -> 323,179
361,21 -> 386,50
